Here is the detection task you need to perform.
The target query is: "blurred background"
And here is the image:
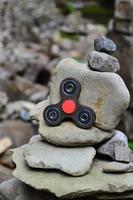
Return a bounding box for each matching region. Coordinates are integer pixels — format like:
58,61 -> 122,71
0,0 -> 132,184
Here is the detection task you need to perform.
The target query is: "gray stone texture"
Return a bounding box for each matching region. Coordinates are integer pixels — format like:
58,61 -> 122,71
107,32 -> 133,140
49,58 -> 130,131
12,145 -> 133,199
2,178 -> 132,200
94,36 -> 116,54
103,161 -> 133,173
0,178 -> 57,200
114,0 -> 133,20
97,130 -> 130,162
88,51 -> 120,72
24,137 -> 96,176
30,99 -> 114,147
114,0 -> 133,35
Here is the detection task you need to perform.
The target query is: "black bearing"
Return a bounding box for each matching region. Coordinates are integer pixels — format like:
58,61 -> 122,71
75,107 -> 96,128
61,78 -> 80,97
43,106 -> 62,126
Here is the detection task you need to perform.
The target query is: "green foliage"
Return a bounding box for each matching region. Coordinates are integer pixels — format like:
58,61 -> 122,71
65,2 -> 76,13
56,0 -> 114,25
129,141 -> 133,150
81,4 -> 113,25
61,32 -> 79,41
58,1 -> 76,14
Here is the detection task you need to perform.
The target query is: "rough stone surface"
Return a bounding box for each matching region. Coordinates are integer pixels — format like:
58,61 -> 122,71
0,76 -> 47,103
114,0 -> 133,20
39,118 -> 114,148
114,144 -> 130,162
0,165 -> 12,184
31,100 -> 114,146
0,178 -> 99,200
94,36 -> 117,54
97,130 -> 130,162
103,161 -> 133,173
50,58 -> 130,131
113,0 -> 133,35
106,32 -> 133,139
0,178 -> 58,200
12,145 -> 133,199
24,137 -> 96,176
1,180 -> 133,200
88,51 -> 120,72
114,19 -> 133,35
30,99 -> 49,122
0,150 -> 14,169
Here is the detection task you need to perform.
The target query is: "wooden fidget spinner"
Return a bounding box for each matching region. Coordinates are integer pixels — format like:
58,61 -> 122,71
43,78 -> 96,129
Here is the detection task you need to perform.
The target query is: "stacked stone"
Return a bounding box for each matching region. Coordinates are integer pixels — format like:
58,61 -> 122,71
107,0 -> 133,140
114,0 -> 133,35
4,37 -> 133,199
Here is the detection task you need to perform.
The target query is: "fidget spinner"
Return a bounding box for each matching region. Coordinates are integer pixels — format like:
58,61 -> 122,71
43,78 -> 96,129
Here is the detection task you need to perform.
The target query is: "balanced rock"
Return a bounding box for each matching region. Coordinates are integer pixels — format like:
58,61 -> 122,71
88,51 -> 120,72
24,136 -> 96,176
30,100 -> 114,146
12,146 -> 133,199
103,161 -> 133,173
94,36 -> 117,54
97,130 -> 130,162
50,58 -> 130,131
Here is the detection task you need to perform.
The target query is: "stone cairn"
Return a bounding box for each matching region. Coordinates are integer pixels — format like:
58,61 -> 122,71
1,36 -> 133,200
107,0 -> 133,140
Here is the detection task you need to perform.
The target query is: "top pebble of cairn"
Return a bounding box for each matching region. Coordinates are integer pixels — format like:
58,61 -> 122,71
94,36 -> 116,54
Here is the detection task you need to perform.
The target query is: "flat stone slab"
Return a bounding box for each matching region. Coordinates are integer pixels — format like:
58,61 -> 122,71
1,178 -> 133,200
24,137 -> 96,176
49,58 -> 130,131
30,100 -> 114,147
12,145 -> 133,199
103,161 -> 133,173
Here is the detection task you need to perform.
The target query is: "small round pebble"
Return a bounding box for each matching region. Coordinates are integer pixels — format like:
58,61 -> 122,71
94,36 -> 116,54
20,109 -> 30,122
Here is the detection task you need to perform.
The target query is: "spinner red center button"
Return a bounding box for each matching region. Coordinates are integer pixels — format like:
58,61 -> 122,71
62,99 -> 76,114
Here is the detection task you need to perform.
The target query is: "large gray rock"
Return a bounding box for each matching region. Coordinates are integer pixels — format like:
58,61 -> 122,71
97,130 -> 130,162
50,58 -> 130,131
39,117 -> 114,148
88,51 -> 120,72
1,179 -> 133,200
30,100 -> 114,147
12,145 -> 133,199
94,36 -> 116,54
103,161 -> 133,173
24,136 -> 96,176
